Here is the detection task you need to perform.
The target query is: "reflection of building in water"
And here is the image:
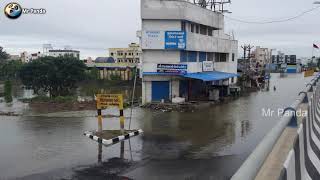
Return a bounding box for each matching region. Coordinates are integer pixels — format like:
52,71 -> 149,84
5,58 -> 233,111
141,109 -> 236,157
240,120 -> 251,138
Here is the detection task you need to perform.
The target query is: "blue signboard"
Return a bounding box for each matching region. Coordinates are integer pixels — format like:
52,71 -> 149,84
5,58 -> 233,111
157,64 -> 187,74
165,31 -> 186,50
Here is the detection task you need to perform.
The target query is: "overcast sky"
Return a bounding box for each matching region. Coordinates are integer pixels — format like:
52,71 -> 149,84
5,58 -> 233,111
0,0 -> 319,59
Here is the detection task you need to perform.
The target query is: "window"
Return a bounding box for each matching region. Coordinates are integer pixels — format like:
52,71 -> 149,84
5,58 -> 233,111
190,23 -> 194,33
110,52 -> 114,56
188,51 -> 197,62
181,51 -> 197,62
232,53 -> 235,62
215,53 -> 227,62
199,52 -> 207,62
207,52 -> 214,61
196,24 -> 199,34
180,51 -> 187,62
200,25 -> 207,35
181,21 -> 186,31
208,27 -> 213,36
231,77 -> 234,83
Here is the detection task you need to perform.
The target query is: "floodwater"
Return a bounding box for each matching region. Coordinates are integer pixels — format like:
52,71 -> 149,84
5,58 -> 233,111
0,73 -> 313,180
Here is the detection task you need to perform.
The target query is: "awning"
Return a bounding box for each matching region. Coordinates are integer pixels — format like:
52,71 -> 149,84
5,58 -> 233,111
143,72 -> 183,76
182,71 -> 240,81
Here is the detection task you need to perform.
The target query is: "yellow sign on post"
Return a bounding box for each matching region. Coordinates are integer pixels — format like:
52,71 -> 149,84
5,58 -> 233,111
304,70 -> 315,77
96,94 -> 125,134
97,94 -> 123,109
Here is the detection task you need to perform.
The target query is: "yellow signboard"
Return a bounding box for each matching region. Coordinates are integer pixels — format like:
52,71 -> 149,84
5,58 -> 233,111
96,94 -> 123,109
304,70 -> 314,77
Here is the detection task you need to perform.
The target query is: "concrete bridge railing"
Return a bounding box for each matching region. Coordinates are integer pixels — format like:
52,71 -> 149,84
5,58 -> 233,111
231,74 -> 320,180
279,83 -> 320,180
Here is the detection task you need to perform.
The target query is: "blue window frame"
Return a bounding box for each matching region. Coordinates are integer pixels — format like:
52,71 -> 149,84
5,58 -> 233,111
180,51 -> 187,62
199,52 -> 207,62
188,51 -> 197,62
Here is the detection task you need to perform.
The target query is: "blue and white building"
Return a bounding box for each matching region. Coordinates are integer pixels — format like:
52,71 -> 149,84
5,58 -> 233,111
139,0 -> 239,104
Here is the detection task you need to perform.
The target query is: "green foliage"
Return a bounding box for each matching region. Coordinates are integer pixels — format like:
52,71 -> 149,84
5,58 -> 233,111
19,56 -> 87,97
86,66 -> 100,80
0,47 -> 9,63
0,60 -> 23,80
4,80 -> 13,103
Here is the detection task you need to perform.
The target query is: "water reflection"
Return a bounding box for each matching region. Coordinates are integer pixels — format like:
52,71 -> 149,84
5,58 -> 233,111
0,73 -> 315,179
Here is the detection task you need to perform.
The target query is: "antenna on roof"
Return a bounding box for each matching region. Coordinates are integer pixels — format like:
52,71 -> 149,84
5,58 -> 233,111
191,0 -> 231,13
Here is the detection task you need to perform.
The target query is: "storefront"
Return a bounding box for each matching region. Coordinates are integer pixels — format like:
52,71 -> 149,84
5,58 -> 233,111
142,71 -> 239,103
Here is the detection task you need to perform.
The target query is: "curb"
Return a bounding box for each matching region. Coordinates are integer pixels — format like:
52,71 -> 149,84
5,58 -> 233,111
84,129 -> 143,146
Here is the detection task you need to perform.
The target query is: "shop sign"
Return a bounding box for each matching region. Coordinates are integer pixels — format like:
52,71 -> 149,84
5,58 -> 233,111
202,61 -> 214,72
157,64 -> 187,74
164,31 -> 186,50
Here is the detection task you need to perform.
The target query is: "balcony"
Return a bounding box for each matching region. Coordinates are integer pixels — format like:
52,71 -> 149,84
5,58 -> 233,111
141,0 -> 224,29
186,32 -> 237,53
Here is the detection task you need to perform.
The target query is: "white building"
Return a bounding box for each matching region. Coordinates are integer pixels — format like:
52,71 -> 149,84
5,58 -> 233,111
48,49 -> 80,59
251,46 -> 271,66
139,0 -> 238,104
20,51 -> 42,63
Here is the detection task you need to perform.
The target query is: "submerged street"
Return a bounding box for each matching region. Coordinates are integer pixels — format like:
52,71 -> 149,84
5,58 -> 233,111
0,73 -> 313,179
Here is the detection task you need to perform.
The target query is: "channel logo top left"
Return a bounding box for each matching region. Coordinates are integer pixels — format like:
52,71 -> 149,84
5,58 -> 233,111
4,2 -> 22,19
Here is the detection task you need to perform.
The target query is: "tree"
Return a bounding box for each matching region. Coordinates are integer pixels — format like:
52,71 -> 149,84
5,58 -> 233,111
0,60 -> 22,80
19,56 -> 87,97
0,46 -> 9,63
4,80 -> 13,103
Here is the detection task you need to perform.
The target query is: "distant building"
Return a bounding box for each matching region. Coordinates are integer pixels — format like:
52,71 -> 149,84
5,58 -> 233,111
109,43 -> 141,64
95,57 -> 115,63
48,49 -> 80,59
271,51 -> 301,73
251,46 -> 271,66
9,54 -> 20,61
85,57 -> 136,81
20,51 -> 42,63
272,51 -> 286,64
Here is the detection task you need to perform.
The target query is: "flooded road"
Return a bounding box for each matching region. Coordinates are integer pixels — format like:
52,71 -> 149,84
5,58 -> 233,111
0,74 -> 313,180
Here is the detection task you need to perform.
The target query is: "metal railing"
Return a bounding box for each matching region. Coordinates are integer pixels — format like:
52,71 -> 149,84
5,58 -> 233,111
231,74 -> 320,180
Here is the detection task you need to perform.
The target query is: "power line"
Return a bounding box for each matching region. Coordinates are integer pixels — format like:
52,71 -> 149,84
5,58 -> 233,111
225,6 -> 320,24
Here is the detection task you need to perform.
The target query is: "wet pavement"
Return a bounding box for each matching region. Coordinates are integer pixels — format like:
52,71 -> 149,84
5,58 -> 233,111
0,73 -> 314,180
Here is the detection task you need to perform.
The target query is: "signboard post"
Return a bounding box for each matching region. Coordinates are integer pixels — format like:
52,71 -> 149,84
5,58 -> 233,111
96,94 -> 124,134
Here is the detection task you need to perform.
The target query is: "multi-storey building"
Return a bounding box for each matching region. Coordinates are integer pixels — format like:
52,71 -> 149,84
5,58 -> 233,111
139,0 -> 238,104
251,46 -> 271,66
48,49 -> 80,59
109,43 -> 141,64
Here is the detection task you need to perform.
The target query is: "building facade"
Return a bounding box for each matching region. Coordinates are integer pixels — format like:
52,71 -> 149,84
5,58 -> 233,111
48,49 -> 80,59
109,43 -> 141,64
20,51 -> 42,63
251,46 -> 271,67
139,0 -> 238,104
86,57 -> 135,81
